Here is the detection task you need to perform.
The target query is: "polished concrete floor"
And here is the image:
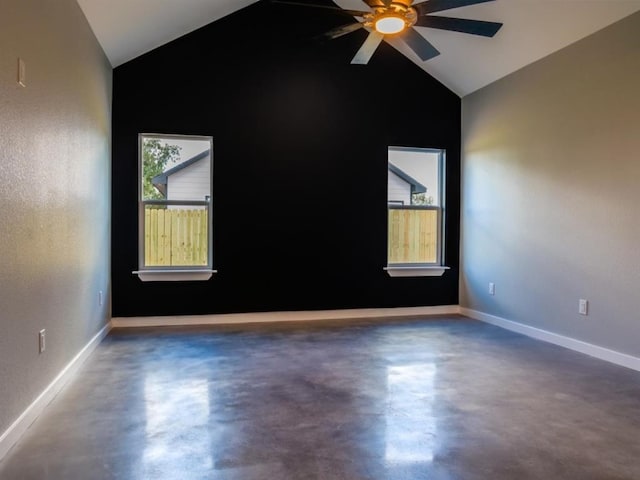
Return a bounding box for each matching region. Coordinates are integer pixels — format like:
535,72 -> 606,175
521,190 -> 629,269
2,316 -> 640,479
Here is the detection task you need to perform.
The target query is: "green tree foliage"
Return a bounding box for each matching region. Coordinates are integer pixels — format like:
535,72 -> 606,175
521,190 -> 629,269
411,192 -> 434,206
142,139 -> 181,200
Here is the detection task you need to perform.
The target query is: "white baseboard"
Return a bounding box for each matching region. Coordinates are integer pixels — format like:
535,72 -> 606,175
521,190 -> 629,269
460,307 -> 640,372
111,305 -> 460,328
0,322 -> 112,461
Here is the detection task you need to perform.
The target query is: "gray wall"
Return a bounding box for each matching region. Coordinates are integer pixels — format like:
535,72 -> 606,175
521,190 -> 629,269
461,12 -> 640,357
0,0 -> 111,436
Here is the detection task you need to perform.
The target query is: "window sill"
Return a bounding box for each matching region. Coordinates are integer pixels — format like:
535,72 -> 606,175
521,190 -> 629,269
384,266 -> 450,277
133,269 -> 217,282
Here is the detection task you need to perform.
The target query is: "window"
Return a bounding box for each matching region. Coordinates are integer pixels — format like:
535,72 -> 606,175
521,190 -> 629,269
135,134 -> 215,281
386,147 -> 448,277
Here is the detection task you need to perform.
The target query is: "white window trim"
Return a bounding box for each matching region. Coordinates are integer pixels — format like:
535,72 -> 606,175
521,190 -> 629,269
386,146 -> 448,277
384,266 -> 449,277
133,269 -> 217,282
135,133 -> 215,282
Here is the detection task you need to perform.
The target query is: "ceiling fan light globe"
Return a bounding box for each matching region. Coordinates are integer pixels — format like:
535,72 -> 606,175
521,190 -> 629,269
374,16 -> 406,35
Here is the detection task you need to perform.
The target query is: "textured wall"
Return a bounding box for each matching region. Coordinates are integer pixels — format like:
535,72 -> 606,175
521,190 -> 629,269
0,0 -> 111,436
112,1 -> 461,317
461,13 -> 640,356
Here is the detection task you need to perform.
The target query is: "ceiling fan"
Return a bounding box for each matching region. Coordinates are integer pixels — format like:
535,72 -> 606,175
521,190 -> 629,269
273,0 -> 503,64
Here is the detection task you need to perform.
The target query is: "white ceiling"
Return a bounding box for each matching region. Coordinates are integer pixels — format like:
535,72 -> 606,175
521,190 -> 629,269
76,0 -> 257,68
77,0 -> 640,96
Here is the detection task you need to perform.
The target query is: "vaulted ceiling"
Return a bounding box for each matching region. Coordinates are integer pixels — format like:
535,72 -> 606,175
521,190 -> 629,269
77,0 -> 640,96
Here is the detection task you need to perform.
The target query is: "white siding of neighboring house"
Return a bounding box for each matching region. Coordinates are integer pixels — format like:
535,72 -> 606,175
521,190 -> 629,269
166,155 -> 211,202
388,171 -> 411,205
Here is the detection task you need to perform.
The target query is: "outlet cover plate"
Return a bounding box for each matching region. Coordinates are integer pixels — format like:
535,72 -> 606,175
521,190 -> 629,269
579,299 -> 588,316
39,329 -> 46,353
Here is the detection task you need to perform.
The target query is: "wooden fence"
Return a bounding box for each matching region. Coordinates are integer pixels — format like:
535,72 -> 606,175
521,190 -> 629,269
144,208 -> 208,266
388,208 -> 438,264
145,206 -> 435,266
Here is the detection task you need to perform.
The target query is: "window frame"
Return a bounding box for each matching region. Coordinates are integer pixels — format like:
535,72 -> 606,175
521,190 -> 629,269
385,146 -> 449,277
134,133 -> 216,281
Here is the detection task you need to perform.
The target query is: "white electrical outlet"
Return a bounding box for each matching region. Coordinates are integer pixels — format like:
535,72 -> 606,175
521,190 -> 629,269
17,58 -> 26,87
99,290 -> 103,306
489,282 -> 495,296
579,299 -> 588,316
39,329 -> 46,353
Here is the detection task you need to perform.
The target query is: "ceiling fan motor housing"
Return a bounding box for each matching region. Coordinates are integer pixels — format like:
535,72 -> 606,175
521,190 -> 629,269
367,3 -> 418,34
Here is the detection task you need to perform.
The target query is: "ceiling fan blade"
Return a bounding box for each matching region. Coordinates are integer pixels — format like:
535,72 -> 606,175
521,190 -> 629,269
402,28 -> 440,61
271,1 -> 370,16
351,31 -> 385,64
414,0 -> 494,15
320,22 -> 364,40
415,15 -> 502,37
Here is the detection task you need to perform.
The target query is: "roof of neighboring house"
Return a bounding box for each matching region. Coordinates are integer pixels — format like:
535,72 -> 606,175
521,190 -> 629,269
388,163 -> 427,194
152,149 -> 210,196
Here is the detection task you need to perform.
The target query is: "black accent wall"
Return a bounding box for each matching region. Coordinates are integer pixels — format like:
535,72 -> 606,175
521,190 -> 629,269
112,0 -> 461,317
